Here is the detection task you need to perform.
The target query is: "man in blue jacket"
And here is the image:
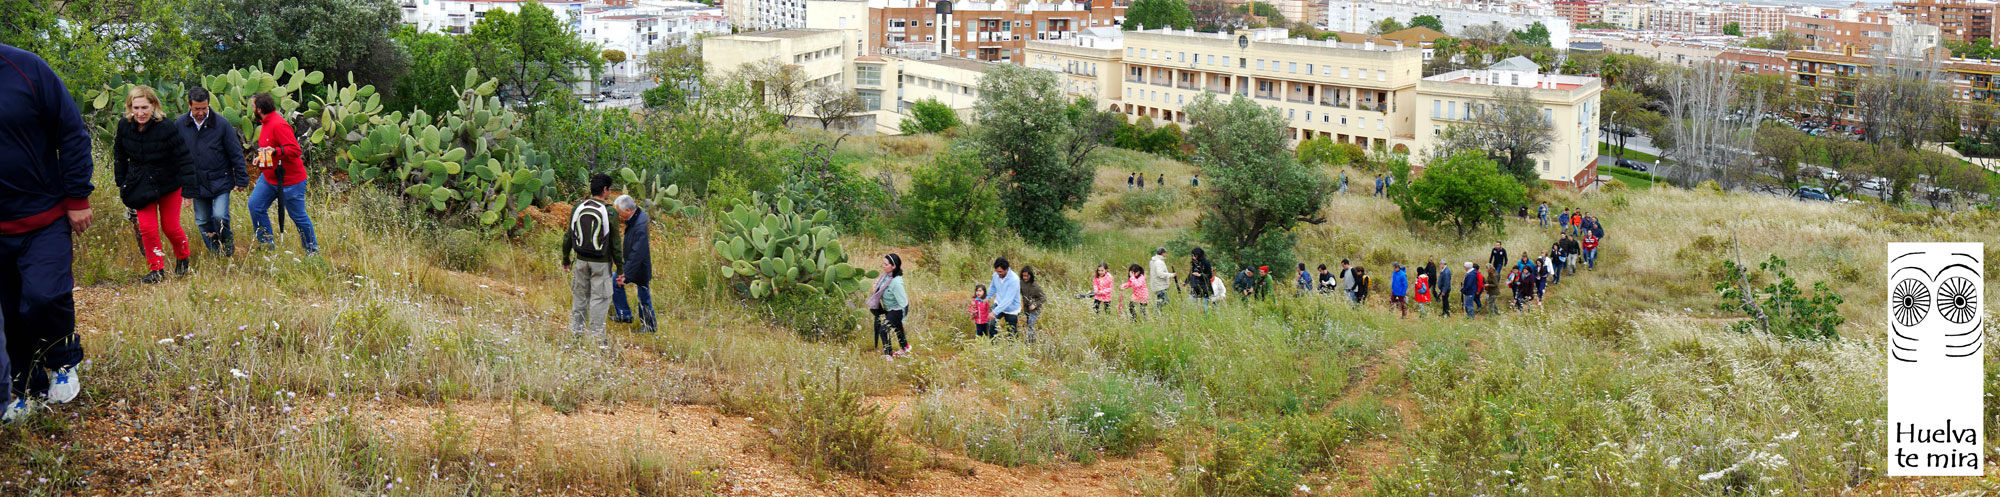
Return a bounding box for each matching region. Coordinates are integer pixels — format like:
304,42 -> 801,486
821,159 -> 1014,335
610,195 -> 654,334
0,44 -> 96,421
1460,262 -> 1480,319
177,87 -> 249,257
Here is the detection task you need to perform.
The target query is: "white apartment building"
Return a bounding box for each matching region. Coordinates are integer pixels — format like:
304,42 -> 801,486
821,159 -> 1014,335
703,28 -> 1001,133
581,2 -> 732,78
1415,56 -> 1601,188
399,0 -> 591,34
728,0 -> 809,30
1602,2 -> 1649,29
1327,1 -> 1573,49
1024,27 -> 1124,106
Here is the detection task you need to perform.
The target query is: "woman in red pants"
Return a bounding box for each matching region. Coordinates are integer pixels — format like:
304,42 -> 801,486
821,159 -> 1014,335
113,85 -> 196,283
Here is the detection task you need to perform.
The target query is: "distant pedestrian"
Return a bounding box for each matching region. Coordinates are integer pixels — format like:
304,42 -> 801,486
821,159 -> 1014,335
1295,262 -> 1312,293
1338,259 -> 1356,302
1485,264 -> 1503,316
1187,248 -> 1212,305
1537,202 -> 1548,228
1557,209 -> 1571,235
1582,232 -> 1600,270
1390,263 -> 1408,318
1338,172 -> 1348,194
1127,173 -> 1135,189
1316,264 -> 1335,294
1413,269 -> 1431,317
1436,262 -> 1453,318
1157,174 -> 1164,188
1352,267 -> 1370,304
1137,174 -> 1146,189
1233,266 -> 1256,298
1489,242 -> 1508,271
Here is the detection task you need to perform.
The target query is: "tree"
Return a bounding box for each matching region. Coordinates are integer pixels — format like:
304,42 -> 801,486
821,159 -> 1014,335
1460,23 -> 1514,47
971,65 -> 1107,247
901,148 -> 1002,243
465,1 -> 603,110
1371,17 -> 1405,35
1855,52 -> 1956,149
601,49 -> 628,66
1663,62 -> 1760,188
1753,121 -> 1814,188
808,86 -> 864,129
191,0 -> 408,98
1186,94 -> 1332,270
641,46 -> 704,110
1740,31 -> 1808,51
1600,86 -> 1662,159
1125,0 -> 1194,31
1511,22 -> 1551,47
736,59 -> 810,125
389,27 -> 473,115
1435,88 -> 1555,184
899,98 -> 962,134
1390,151 -> 1526,238
1722,22 -> 1743,36
1189,0 -> 1243,32
1296,137 -> 1353,167
1409,15 -> 1444,31
0,0 -> 201,105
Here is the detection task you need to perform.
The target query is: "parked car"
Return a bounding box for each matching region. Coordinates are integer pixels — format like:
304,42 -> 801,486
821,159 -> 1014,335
1615,158 -> 1649,172
1861,178 -> 1885,191
1795,186 -> 1832,201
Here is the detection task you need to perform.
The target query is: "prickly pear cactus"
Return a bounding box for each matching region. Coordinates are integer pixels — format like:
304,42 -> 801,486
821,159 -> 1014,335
338,68 -> 554,234
713,192 -> 879,300
615,168 -> 700,217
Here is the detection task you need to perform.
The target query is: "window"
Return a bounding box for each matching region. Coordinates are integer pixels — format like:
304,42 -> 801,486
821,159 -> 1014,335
1306,63 -> 1314,74
1447,101 -> 1456,120
1376,119 -> 1383,130
1288,62 -> 1297,73
1239,57 -> 1246,68
1377,70 -> 1386,81
1207,54 -> 1215,65
858,90 -> 882,110
1180,52 -> 1186,62
1288,109 -> 1295,119
1341,67 -> 1350,78
1511,73 -> 1519,85
1305,111 -> 1312,121
1257,59 -> 1265,70
856,64 -> 882,86
1431,99 -> 1439,118
1322,65 -> 1331,76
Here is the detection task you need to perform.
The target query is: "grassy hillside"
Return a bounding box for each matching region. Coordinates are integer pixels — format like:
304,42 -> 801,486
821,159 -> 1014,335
2,134 -> 1995,496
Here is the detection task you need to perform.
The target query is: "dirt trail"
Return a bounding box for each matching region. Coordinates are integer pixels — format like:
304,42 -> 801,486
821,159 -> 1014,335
1322,338 -> 1420,497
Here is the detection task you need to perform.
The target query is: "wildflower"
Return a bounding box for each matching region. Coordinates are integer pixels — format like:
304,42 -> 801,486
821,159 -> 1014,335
230,369 -> 250,379
157,338 -> 175,345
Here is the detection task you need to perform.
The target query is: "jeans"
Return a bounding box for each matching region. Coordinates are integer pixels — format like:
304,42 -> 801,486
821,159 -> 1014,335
190,192 -> 234,255
872,308 -> 907,353
248,178 -> 319,253
134,189 -> 191,271
1022,312 -> 1040,343
1586,248 -> 1597,269
1,218 -> 82,398
1094,300 -> 1112,313
1128,302 -> 1147,320
612,282 -> 656,331
1155,290 -> 1169,307
1463,293 -> 1477,318
569,261 -> 613,337
1539,214 -> 1547,227
998,312 -> 1019,337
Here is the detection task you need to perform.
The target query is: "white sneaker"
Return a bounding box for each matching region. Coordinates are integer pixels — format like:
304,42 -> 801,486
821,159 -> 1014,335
45,366 -> 79,404
2,397 -> 36,423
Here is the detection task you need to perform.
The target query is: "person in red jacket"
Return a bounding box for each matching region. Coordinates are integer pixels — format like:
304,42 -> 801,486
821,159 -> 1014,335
1582,232 -> 1599,271
244,93 -> 317,254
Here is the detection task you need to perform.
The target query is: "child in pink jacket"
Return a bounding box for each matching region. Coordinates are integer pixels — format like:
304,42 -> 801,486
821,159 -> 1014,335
1118,263 -> 1150,319
969,284 -> 993,338
1091,263 -> 1115,313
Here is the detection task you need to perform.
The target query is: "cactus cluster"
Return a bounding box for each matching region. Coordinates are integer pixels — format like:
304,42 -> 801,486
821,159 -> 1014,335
613,169 -> 700,218
714,192 -> 878,300
340,69 -> 553,232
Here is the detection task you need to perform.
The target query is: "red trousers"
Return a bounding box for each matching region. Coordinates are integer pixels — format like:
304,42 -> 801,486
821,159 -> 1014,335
136,189 -> 190,271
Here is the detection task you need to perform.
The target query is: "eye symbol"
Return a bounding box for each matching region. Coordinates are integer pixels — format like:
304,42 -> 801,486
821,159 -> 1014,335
1938,276 -> 1978,324
1894,278 -> 1931,327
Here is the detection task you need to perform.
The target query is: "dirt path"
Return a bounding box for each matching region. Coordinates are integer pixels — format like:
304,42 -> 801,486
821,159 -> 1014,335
1322,339 -> 1420,497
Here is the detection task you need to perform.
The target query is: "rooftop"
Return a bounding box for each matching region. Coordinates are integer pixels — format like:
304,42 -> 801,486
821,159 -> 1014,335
914,55 -> 997,73
732,28 -> 843,39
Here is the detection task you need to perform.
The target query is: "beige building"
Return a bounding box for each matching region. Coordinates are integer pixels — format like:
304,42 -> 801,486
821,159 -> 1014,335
704,27 -> 998,134
1109,27 -> 1427,152
1414,57 -> 1603,188
1603,2 -> 1650,29
1024,27 -> 1124,107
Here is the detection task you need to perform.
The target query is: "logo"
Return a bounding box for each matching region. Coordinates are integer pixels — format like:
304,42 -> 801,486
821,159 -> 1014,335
1886,243 -> 1983,476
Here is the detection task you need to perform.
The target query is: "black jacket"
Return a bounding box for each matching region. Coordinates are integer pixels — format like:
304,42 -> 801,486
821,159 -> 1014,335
1489,248 -> 1508,270
176,112 -> 248,199
114,117 -> 196,209
622,207 -> 651,284
1187,257 -> 1212,298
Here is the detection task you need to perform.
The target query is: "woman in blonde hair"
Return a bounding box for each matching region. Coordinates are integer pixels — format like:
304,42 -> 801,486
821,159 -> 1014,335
114,85 -> 197,283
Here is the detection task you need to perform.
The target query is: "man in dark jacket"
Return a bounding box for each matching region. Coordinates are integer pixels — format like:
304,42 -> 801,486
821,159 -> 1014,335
1460,263 -> 1479,318
610,195 -> 654,333
0,44 -> 95,421
1489,242 -> 1508,271
176,87 -> 248,256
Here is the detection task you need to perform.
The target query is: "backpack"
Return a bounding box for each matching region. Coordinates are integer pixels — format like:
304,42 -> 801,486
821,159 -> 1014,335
569,198 -> 613,260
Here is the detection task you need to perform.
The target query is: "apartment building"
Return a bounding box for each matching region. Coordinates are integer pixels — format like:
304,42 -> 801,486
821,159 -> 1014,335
704,28 -> 852,117
1553,0 -> 1605,26
1327,1 -> 1574,49
803,0 -> 1126,64
400,0 -> 592,34
1786,49 -> 2000,132
1602,2 -> 1650,29
728,0 -> 810,29
1415,56 -> 1603,188
1895,0 -> 1995,43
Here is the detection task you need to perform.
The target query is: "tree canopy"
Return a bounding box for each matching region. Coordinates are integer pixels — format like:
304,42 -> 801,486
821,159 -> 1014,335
1186,94 -> 1332,270
1125,0 -> 1194,31
971,65 -> 1109,247
191,0 -> 409,98
1389,151 -> 1526,238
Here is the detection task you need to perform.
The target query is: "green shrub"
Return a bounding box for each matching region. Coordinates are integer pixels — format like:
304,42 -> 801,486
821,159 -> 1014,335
1101,187 -> 1179,227
1715,254 -> 1845,340
900,149 -> 1002,243
713,192 -> 877,301
760,291 -> 860,342
1059,371 -> 1183,458
1564,309 -> 1638,345
899,98 -> 961,135
1195,421 -> 1301,496
771,374 -> 918,483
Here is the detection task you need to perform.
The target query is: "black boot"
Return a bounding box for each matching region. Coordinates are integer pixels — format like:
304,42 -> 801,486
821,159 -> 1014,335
174,258 -> 191,277
141,270 -> 165,284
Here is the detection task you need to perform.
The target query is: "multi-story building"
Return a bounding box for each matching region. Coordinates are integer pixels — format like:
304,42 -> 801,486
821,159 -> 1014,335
1786,48 -> 2000,132
1414,56 -> 1602,188
1602,2 -> 1650,30
1640,3 -> 1788,37
1024,27 -> 1125,105
1715,47 -> 1789,74
728,0 -> 810,30
581,3 -> 732,78
1328,1 -> 1574,49
1786,11 -> 1895,52
817,0 -> 1127,64
1895,0 -> 1995,43
400,0 -> 592,34
703,27 -> 1002,133
1108,28 -> 1425,151
1553,0 -> 1605,26
1721,4 -> 1788,36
